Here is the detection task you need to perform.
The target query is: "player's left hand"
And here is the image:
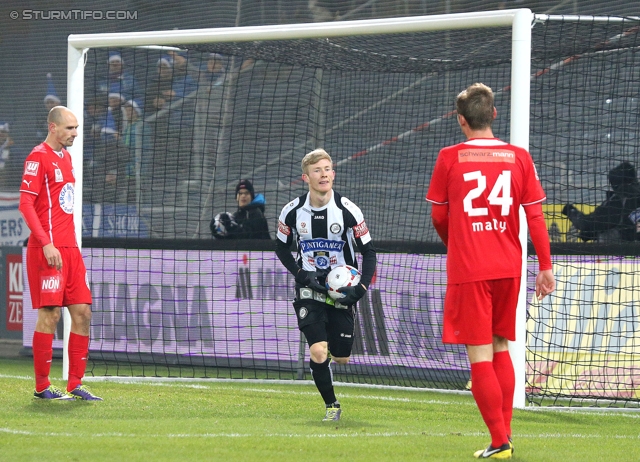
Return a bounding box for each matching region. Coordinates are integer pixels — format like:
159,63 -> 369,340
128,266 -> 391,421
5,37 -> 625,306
337,283 -> 367,305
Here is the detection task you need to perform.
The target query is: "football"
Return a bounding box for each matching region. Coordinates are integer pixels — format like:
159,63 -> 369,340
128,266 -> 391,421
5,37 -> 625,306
212,212 -> 233,237
326,265 -> 362,300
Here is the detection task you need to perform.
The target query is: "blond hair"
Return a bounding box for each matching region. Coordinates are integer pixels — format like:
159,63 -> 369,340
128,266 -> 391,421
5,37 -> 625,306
301,148 -> 332,174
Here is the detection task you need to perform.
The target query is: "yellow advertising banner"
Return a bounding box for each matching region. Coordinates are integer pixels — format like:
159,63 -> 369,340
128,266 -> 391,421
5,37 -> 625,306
527,258 -> 640,398
542,203 -> 596,242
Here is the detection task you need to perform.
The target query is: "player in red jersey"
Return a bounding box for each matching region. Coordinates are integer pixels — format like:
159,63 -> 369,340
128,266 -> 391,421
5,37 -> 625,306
426,83 -> 554,459
19,106 -> 101,401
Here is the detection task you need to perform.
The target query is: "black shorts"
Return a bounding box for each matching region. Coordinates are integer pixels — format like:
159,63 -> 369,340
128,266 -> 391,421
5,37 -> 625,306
292,298 -> 355,358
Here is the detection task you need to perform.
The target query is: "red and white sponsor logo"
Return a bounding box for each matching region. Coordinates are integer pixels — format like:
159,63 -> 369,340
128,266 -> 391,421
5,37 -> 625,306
24,161 -> 39,176
353,221 -> 369,238
278,220 -> 291,236
41,275 -> 61,293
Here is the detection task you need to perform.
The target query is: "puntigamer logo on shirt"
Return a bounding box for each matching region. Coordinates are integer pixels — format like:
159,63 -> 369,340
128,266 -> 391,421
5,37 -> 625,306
24,161 -> 39,176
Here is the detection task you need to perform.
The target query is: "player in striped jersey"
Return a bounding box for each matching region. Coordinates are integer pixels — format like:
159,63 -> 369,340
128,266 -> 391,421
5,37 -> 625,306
19,107 -> 101,401
426,83 -> 554,458
276,148 -> 376,421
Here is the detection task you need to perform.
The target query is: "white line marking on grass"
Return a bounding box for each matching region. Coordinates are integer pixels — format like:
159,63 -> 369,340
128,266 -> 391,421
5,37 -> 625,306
84,376 -> 473,395
2,427 -> 639,440
0,374 -> 32,380
238,386 -> 477,407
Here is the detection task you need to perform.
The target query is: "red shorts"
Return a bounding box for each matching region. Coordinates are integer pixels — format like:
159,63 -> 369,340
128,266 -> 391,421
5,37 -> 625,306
27,246 -> 92,309
442,277 -> 520,345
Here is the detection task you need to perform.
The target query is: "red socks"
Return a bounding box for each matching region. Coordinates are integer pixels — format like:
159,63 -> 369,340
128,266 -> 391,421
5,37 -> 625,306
67,333 -> 89,392
33,331 -> 90,392
32,331 -> 54,392
493,350 -> 515,437
470,361 -> 508,448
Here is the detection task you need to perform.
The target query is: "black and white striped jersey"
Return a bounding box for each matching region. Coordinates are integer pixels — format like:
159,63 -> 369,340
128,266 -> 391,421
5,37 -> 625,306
276,191 -> 373,275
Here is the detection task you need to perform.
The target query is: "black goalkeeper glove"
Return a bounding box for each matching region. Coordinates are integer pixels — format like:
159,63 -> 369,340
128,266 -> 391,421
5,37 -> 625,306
295,269 -> 329,294
337,284 -> 367,306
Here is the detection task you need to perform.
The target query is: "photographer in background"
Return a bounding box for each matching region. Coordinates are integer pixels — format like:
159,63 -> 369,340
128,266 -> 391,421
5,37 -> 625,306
563,161 -> 640,242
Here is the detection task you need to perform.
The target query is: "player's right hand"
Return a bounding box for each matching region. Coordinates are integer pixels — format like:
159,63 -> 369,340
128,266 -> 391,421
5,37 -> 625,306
42,243 -> 62,271
295,269 -> 328,294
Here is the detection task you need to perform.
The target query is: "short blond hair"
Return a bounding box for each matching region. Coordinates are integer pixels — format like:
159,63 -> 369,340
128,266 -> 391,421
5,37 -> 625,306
301,148 -> 332,174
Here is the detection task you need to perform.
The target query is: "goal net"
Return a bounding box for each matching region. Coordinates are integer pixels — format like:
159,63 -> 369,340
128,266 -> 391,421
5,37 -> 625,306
22,10 -> 640,408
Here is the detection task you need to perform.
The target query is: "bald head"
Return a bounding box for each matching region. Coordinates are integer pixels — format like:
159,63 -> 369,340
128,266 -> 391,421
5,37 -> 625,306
47,106 -> 74,125
45,106 -> 78,151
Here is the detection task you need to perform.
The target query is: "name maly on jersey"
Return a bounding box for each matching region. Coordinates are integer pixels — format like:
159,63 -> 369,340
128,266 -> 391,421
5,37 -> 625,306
472,218 -> 507,233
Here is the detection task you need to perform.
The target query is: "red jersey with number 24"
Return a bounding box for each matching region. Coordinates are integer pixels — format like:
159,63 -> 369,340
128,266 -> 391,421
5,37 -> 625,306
20,142 -> 78,248
426,138 -> 546,284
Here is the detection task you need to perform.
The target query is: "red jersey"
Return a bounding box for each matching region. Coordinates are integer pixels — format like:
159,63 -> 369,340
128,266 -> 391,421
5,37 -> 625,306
426,138 -> 546,284
20,142 -> 78,248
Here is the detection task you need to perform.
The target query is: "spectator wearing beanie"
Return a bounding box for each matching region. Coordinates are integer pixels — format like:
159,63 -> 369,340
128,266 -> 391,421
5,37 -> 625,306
210,179 -> 271,240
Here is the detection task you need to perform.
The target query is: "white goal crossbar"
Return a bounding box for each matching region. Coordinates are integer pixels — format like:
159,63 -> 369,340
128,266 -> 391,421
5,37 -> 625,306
66,9 -> 533,407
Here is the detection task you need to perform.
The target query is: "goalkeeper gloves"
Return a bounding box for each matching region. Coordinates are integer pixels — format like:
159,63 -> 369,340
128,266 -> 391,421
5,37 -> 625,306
295,269 -> 329,294
338,284 -> 367,305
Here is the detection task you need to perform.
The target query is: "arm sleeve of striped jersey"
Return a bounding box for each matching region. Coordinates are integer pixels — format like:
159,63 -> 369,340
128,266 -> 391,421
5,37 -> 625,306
18,192 -> 50,246
524,202 -> 552,271
275,238 -> 300,276
358,242 -> 376,289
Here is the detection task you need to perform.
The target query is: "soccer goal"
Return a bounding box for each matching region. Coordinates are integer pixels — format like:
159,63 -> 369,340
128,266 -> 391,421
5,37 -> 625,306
22,9 -> 640,409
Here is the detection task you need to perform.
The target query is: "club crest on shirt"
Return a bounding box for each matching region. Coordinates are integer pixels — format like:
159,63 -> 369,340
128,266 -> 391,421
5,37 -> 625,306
314,253 -> 330,269
330,223 -> 341,234
59,183 -> 75,214
24,161 -> 39,176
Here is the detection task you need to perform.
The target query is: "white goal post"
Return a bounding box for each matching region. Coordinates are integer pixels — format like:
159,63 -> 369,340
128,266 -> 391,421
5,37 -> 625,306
65,9 -> 533,407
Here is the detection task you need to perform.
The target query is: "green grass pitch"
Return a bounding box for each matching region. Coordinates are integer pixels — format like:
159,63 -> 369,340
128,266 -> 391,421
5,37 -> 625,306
1,356 -> 638,461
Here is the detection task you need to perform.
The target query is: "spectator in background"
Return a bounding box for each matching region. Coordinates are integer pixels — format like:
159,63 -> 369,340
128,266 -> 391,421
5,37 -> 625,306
0,122 -> 12,171
0,122 -> 26,191
167,50 -> 198,98
145,55 -> 175,112
122,99 -> 144,201
106,92 -> 126,136
563,161 -> 640,242
308,0 -> 349,21
89,131 -> 131,204
97,52 -> 137,102
122,99 -> 143,148
34,74 -> 62,147
211,179 -> 271,240
201,53 -> 226,89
